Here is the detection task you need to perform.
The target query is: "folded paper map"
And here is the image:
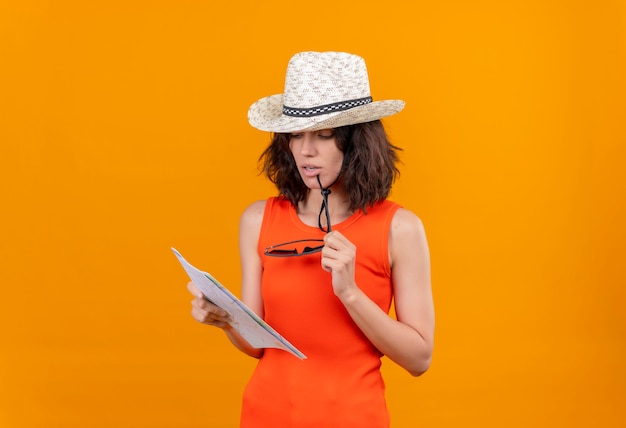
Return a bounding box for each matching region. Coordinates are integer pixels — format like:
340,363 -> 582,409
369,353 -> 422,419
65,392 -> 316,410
172,247 -> 306,359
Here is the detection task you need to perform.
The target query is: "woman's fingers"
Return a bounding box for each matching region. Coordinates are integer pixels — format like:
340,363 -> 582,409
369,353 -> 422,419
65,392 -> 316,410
188,282 -> 231,327
187,281 -> 202,298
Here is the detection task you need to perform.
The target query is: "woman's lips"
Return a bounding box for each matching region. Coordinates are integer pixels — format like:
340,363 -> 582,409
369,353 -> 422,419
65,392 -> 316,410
301,166 -> 321,177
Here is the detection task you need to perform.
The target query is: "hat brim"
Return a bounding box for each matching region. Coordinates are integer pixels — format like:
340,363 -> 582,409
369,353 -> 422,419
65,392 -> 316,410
248,94 -> 405,133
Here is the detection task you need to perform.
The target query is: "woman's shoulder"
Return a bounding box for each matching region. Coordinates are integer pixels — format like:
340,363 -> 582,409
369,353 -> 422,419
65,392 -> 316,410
391,207 -> 426,235
389,207 -> 428,256
240,196 -> 290,226
241,199 -> 268,225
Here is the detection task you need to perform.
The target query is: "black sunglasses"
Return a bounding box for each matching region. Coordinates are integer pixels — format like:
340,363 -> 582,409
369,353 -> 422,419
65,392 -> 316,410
263,238 -> 325,257
264,175 -> 332,257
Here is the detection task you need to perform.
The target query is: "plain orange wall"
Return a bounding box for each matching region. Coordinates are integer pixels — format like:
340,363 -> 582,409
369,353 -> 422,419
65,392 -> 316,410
1,1 -> 624,427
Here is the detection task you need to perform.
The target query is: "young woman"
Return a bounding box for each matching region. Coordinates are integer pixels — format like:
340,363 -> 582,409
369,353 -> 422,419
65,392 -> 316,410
188,51 -> 434,428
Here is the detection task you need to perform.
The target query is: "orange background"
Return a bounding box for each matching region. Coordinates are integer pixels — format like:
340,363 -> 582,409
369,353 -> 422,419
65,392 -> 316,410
1,1 -> 625,427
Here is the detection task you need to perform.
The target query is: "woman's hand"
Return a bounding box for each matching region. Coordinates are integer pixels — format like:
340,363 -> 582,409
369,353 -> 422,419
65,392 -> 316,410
187,281 -> 231,328
321,231 -> 359,300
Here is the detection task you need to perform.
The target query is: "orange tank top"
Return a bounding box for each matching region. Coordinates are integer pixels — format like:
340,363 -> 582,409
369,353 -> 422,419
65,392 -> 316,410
241,196 -> 401,428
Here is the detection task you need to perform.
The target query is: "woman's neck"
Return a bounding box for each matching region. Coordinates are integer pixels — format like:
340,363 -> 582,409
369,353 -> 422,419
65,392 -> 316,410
297,185 -> 353,229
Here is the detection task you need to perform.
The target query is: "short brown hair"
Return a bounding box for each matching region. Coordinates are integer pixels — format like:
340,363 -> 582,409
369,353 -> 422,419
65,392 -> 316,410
259,120 -> 401,212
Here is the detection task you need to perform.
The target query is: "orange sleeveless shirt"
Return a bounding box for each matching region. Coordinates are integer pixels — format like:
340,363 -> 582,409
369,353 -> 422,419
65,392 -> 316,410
241,196 -> 401,428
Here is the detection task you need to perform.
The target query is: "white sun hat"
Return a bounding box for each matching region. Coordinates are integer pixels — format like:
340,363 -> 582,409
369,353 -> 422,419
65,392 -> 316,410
248,51 -> 405,133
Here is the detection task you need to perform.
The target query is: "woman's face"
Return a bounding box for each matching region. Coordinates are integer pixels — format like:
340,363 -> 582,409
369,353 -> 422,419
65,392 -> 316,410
289,129 -> 344,190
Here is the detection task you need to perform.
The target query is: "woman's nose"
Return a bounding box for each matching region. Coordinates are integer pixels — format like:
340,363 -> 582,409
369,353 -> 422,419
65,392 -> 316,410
300,133 -> 316,155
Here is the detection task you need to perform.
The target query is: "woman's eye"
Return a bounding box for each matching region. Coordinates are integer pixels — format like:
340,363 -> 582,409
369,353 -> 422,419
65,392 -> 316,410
317,133 -> 334,139
290,133 -> 303,139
